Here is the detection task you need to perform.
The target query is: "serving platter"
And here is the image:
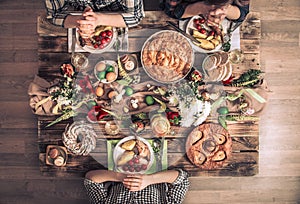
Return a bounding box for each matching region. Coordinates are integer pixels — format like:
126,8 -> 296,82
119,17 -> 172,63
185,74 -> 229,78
185,123 -> 232,170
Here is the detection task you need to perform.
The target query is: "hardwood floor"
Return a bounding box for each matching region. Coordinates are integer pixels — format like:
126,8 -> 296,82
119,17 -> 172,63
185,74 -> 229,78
0,0 -> 299,203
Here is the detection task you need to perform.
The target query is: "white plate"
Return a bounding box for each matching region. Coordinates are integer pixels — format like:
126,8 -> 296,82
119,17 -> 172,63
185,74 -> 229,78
94,60 -> 118,83
113,136 -> 154,174
76,27 -> 117,53
185,16 -> 223,53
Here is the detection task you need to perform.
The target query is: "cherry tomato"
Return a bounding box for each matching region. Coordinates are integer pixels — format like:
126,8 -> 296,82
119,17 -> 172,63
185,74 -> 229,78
101,39 -> 107,45
141,164 -> 147,170
94,36 -> 101,41
129,166 -> 135,172
196,24 -> 202,31
99,44 -> 105,49
128,160 -> 134,166
199,18 -> 205,24
133,157 -> 139,163
93,44 -> 98,49
104,37 -> 111,43
100,31 -> 106,37
208,30 -> 215,36
199,28 -> 206,34
193,19 -> 200,25
122,165 -> 129,171
135,166 -> 141,172
106,30 -> 113,37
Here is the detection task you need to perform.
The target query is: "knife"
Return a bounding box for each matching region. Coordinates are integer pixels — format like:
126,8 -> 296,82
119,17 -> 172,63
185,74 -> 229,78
166,21 -> 199,44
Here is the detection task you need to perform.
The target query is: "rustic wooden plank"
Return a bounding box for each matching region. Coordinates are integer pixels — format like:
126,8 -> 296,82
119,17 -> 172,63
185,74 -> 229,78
0,75 -> 36,102
0,62 -> 38,76
0,102 -> 37,129
0,50 -> 38,63
169,152 -> 258,177
0,10 -> 41,24
0,23 -> 38,37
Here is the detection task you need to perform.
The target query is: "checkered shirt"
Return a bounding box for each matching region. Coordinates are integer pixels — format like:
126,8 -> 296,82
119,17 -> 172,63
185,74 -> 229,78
45,0 -> 144,27
84,169 -> 190,204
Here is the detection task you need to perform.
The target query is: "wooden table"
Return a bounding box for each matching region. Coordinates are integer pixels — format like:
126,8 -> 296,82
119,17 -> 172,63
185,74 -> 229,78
37,11 -> 261,177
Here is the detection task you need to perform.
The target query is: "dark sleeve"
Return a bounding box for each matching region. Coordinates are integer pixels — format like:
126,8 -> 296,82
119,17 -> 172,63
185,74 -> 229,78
165,169 -> 190,204
84,178 -> 109,204
163,0 -> 189,19
233,3 -> 249,22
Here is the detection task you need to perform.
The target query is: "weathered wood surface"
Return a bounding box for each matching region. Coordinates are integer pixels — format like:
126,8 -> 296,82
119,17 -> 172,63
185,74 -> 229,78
2,0 -> 300,203
36,11 -> 261,177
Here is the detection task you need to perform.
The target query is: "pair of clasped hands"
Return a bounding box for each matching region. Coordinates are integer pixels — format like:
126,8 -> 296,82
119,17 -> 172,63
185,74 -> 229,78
204,4 -> 231,27
76,7 -> 99,38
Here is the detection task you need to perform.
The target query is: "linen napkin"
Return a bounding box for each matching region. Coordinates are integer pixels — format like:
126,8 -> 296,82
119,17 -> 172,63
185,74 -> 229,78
28,75 -> 59,115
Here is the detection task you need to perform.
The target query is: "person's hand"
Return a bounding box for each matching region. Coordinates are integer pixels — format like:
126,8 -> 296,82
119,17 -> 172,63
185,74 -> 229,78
207,5 -> 230,26
77,7 -> 96,38
122,174 -> 152,191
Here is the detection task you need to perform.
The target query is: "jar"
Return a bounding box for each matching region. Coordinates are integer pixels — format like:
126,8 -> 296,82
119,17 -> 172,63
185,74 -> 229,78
150,114 -> 171,136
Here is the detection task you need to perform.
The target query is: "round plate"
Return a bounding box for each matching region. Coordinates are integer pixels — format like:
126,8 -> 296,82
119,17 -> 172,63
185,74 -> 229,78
185,123 -> 232,170
76,27 -> 117,53
94,60 -> 118,83
113,136 -> 154,174
141,30 -> 194,84
185,16 -> 223,53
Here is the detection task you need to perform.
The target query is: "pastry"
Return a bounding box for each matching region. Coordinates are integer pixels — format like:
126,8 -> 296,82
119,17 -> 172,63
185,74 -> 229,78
212,150 -> 226,161
121,140 -> 136,151
117,150 -> 135,166
141,31 -> 193,83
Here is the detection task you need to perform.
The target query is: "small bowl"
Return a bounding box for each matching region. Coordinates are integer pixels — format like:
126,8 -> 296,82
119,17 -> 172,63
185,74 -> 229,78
94,60 -> 118,83
46,145 -> 68,167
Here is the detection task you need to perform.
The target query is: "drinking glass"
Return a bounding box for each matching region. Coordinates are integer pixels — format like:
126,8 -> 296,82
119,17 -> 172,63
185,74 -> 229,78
71,53 -> 88,72
229,49 -> 244,64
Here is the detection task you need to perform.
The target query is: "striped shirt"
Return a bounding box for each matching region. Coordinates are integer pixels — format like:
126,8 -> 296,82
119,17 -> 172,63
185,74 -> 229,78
45,0 -> 145,27
84,169 -> 190,204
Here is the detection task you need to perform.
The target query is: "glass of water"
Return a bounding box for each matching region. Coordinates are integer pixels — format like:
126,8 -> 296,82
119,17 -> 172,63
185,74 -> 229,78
229,49 -> 244,64
71,53 -> 88,72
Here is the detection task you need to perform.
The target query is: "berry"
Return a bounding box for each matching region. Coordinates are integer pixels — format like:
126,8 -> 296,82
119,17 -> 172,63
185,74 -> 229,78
199,28 -> 206,34
100,31 -> 106,37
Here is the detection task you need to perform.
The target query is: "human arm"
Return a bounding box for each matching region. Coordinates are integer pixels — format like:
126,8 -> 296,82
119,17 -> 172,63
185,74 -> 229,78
77,0 -> 145,29
85,169 -> 126,183
122,169 -> 188,191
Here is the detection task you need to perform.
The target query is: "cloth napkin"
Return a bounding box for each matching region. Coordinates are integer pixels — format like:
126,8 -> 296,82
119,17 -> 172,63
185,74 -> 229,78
28,75 -> 59,115
107,139 -> 168,174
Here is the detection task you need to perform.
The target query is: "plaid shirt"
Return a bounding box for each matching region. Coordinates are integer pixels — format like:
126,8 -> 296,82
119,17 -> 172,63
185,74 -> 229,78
163,0 -> 249,22
84,169 -> 190,204
45,0 -> 144,27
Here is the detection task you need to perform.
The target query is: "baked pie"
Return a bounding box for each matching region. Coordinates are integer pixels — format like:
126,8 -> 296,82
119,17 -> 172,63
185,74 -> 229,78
141,31 -> 194,83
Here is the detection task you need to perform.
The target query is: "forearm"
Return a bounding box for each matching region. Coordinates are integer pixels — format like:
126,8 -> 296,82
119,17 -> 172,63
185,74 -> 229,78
95,13 -> 127,27
181,2 -> 209,19
85,170 -> 126,183
148,170 -> 179,185
64,15 -> 83,28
